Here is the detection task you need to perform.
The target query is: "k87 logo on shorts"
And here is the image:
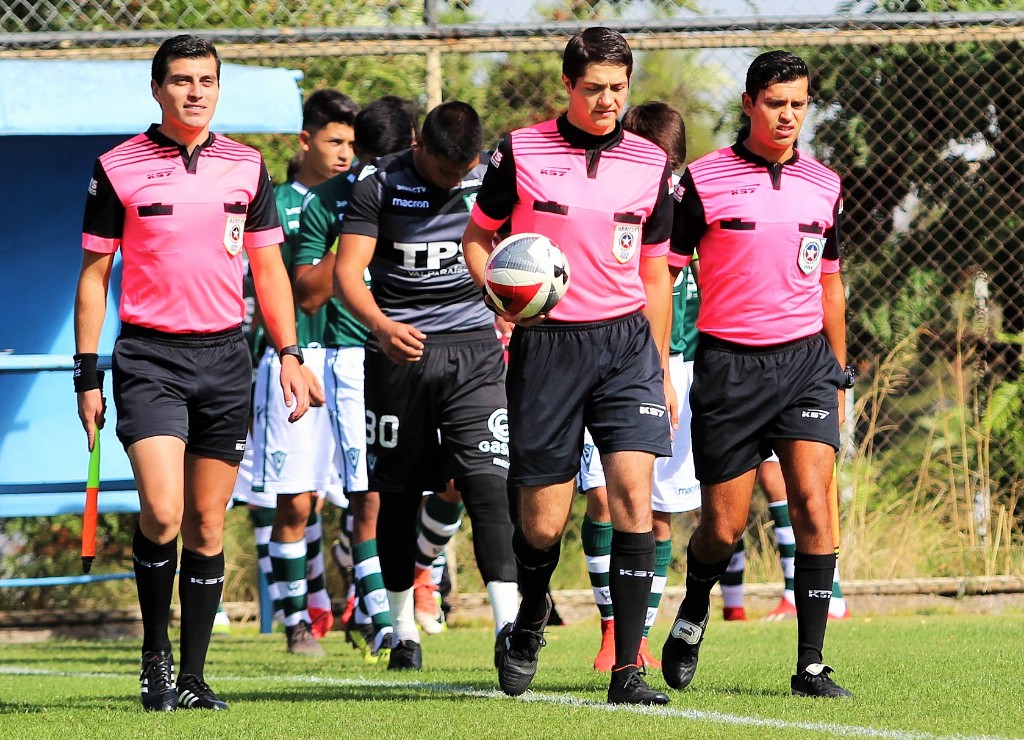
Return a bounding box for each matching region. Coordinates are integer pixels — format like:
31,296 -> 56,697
801,409 -> 831,420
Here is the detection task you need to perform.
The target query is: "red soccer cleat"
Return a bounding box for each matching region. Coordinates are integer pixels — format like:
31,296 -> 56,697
593,618 -> 616,672
638,636 -> 661,670
828,601 -> 850,620
309,606 -> 335,639
413,566 -> 445,635
723,606 -> 748,622
764,595 -> 798,621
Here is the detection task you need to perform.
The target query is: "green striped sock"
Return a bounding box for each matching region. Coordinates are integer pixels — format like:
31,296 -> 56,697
644,538 -> 672,636
720,537 -> 746,608
769,501 -> 796,597
353,539 -> 392,631
248,506 -> 281,615
416,494 -> 464,570
581,515 -> 613,620
270,538 -> 309,628
305,510 -> 331,612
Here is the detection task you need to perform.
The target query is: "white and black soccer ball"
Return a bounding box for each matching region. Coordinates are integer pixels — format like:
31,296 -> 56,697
484,233 -> 570,320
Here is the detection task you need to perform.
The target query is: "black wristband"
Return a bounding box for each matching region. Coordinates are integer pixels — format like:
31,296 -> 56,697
73,353 -> 101,393
278,344 -> 304,365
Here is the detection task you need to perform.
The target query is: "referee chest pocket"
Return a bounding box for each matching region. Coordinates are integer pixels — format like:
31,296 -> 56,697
138,203 -> 173,217
127,203 -> 177,252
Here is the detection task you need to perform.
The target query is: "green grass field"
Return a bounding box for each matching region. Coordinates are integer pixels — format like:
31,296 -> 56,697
2,611 -> 1022,739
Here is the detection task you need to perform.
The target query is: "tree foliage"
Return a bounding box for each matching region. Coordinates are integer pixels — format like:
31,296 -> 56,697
805,1 -> 1024,360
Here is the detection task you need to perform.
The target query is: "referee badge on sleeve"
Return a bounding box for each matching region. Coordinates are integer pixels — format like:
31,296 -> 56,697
224,215 -> 246,256
797,236 -> 825,275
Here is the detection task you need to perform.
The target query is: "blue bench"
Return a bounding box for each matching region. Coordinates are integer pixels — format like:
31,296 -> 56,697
0,478 -> 140,589
0,353 -> 274,631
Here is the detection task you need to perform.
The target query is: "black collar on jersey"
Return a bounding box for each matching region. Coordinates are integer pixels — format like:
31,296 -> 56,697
145,124 -> 215,174
731,137 -> 799,191
556,114 -> 622,179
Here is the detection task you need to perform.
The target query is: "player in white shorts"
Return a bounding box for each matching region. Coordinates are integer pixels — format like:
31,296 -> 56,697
252,344 -> 340,652
249,87 -> 361,657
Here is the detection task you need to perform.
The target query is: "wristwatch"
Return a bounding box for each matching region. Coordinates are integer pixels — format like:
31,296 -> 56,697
278,344 -> 304,365
842,364 -> 855,389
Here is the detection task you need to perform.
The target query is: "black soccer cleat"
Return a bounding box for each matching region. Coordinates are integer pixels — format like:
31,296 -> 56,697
176,674 -> 229,710
607,665 -> 670,706
388,639 -> 423,671
139,650 -> 177,711
791,664 -> 854,699
661,609 -> 708,690
496,621 -> 547,696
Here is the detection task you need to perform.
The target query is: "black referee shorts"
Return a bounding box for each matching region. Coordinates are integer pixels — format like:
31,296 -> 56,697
112,323 -> 251,462
506,311 -> 671,488
689,332 -> 846,485
363,328 -> 509,494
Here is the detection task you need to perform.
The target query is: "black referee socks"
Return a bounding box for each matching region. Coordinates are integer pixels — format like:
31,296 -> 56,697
132,527 -> 177,656
178,548 -> 225,679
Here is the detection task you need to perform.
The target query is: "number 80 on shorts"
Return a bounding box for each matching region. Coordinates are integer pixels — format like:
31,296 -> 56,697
366,410 -> 399,449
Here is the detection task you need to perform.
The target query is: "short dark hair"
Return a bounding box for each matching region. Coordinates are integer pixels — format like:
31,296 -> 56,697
385,94 -> 421,143
745,50 -> 810,101
420,101 -> 483,163
285,151 -> 303,182
562,27 -> 633,86
151,34 -> 220,85
302,89 -> 359,134
621,102 -> 687,170
354,96 -> 416,162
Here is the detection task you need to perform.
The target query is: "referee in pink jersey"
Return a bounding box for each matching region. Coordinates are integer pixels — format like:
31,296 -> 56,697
463,27 -> 674,706
74,35 -> 309,712
660,50 -> 854,699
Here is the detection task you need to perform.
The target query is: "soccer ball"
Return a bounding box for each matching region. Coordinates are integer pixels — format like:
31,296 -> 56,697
484,233 -> 570,319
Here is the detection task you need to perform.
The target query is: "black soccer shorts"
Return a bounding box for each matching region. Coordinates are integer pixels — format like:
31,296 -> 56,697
506,310 -> 672,488
112,324 -> 251,462
362,328 -> 509,493
689,332 -> 847,484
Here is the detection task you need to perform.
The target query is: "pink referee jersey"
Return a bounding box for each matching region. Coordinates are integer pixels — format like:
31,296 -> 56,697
82,126 -> 284,333
472,118 -> 671,322
670,143 -> 843,345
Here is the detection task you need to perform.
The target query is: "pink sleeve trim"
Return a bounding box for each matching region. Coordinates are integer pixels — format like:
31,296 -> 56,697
667,251 -> 692,269
244,226 -> 285,249
821,258 -> 840,274
82,234 -> 118,254
470,205 -> 506,232
641,239 -> 669,258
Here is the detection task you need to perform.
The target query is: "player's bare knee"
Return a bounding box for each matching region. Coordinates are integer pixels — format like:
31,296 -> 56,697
521,519 -> 563,550
692,522 -> 738,562
275,493 -> 312,529
139,505 -> 182,544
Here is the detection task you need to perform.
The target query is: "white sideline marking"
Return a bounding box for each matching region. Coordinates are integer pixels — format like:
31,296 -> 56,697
1,666 -> 1015,740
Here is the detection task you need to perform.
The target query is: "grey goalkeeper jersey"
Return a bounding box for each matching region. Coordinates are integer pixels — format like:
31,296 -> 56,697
340,148 -> 492,334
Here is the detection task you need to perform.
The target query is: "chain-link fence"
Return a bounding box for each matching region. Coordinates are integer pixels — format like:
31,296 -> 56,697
3,1 -> 1023,591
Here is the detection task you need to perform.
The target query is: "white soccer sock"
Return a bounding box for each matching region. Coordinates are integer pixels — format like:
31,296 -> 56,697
486,580 -> 520,633
388,588 -> 420,642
